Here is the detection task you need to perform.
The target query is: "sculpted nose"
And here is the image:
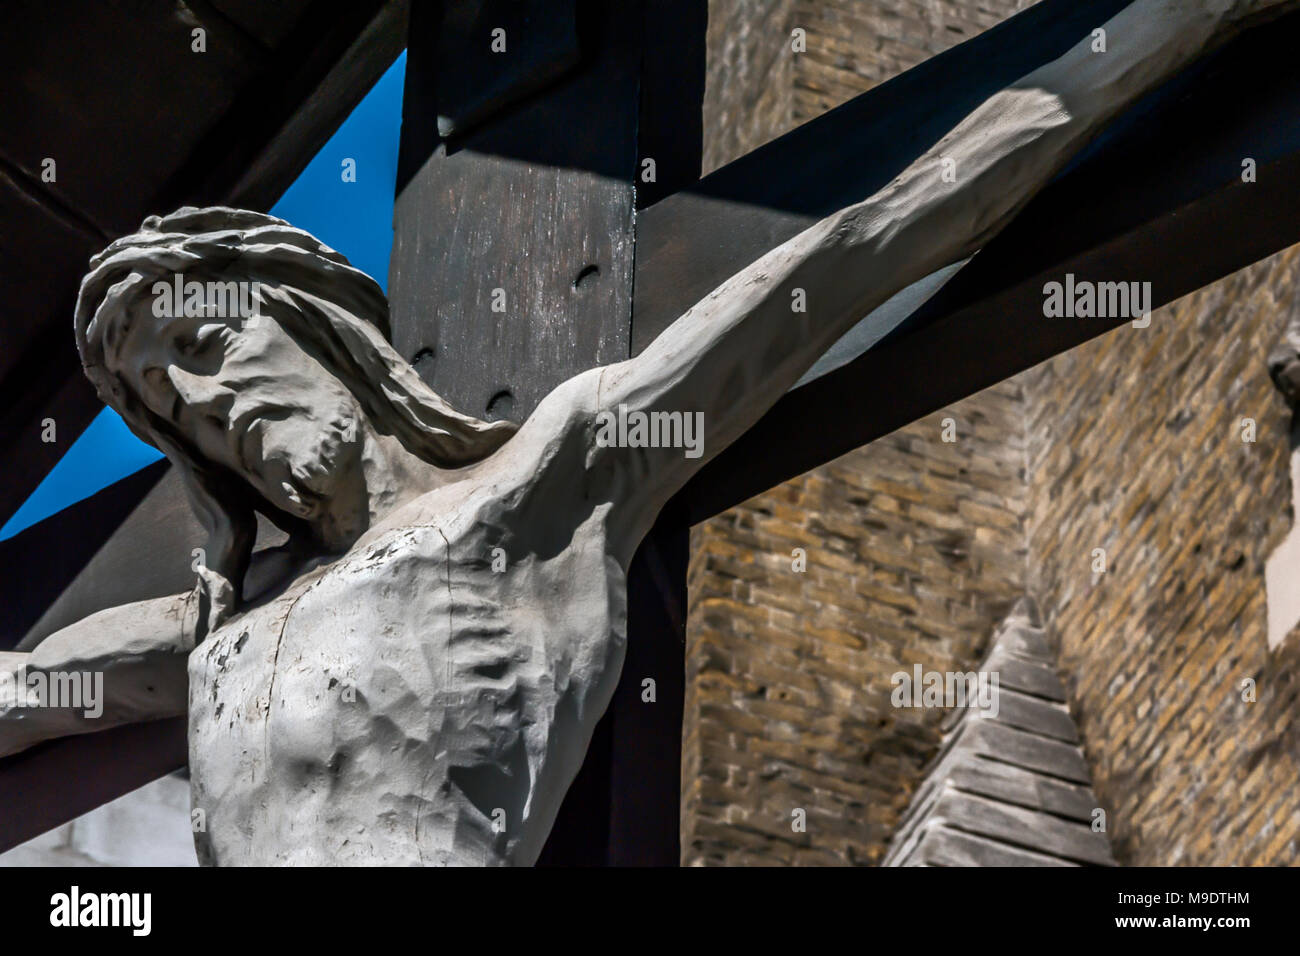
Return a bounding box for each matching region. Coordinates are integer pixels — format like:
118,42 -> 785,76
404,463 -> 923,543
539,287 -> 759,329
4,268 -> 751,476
168,366 -> 234,422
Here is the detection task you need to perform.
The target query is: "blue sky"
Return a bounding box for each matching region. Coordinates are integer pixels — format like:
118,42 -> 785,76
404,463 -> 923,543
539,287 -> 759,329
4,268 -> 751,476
0,52 -> 407,541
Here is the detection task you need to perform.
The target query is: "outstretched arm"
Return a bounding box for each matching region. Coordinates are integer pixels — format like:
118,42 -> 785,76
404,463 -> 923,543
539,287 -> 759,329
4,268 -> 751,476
0,593 -> 192,758
573,0 -> 1292,561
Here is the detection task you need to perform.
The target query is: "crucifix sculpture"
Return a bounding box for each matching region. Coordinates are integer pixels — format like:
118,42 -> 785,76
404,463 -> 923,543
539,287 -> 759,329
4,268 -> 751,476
0,0 -> 1291,864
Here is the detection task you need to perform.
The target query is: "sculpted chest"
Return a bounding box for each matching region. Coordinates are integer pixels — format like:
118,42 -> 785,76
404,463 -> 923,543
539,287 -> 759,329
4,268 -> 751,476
184,516 -> 626,864
186,525 -> 457,862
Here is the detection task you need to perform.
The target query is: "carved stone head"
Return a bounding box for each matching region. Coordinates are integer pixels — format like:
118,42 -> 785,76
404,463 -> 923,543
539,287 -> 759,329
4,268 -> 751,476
73,207 -> 516,628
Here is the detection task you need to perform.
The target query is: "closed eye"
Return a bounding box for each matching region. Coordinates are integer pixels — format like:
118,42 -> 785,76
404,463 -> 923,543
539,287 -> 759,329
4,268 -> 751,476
141,367 -> 184,425
175,323 -> 228,361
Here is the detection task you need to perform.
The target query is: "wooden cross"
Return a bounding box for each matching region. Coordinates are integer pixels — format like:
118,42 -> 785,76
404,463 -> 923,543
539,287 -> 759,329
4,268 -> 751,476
3,0 -> 1300,862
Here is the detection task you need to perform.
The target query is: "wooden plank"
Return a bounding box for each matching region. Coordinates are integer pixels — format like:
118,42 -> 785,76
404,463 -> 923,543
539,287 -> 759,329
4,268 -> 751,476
928,753 -> 1099,822
981,651 -> 1069,704
927,790 -> 1115,866
0,719 -> 186,854
886,606 -> 1113,866
901,826 -> 1077,868
633,0 -> 706,209
433,0 -> 581,139
611,504 -> 689,865
391,0 -> 704,866
389,5 -> 637,425
0,461 -> 172,650
955,722 -> 1092,784
981,689 -> 1079,744
605,0 -> 705,867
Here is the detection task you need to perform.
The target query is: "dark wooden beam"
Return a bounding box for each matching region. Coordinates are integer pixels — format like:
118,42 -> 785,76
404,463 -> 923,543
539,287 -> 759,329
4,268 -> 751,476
612,500 -> 690,865
226,0 -> 410,211
0,718 -> 187,854
391,0 -> 698,866
389,0 -> 639,426
390,0 -> 704,867
608,0 -> 705,866
432,0 -> 581,139
0,461 -> 173,651
633,0 -> 706,210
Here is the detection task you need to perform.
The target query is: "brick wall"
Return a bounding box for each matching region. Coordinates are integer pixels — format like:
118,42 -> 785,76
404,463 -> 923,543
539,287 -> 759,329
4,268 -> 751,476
701,0 -> 1035,173
702,0 -> 799,174
1024,251 -> 1300,865
687,0 -> 1300,867
789,0 -> 1035,121
685,0 -> 1037,866
683,387 -> 1032,864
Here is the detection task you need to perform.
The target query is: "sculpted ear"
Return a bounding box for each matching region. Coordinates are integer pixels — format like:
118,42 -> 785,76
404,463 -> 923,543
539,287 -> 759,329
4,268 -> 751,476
160,438 -> 255,642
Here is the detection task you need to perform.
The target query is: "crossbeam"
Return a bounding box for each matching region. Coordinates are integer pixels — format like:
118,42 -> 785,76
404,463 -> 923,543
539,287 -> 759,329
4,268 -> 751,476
635,1 -> 1300,521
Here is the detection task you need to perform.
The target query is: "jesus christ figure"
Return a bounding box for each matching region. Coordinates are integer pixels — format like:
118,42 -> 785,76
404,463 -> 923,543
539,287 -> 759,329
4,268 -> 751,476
0,0 -> 1287,864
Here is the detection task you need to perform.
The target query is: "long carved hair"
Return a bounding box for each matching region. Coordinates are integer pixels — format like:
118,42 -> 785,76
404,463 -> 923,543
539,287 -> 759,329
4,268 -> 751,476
74,206 -> 517,636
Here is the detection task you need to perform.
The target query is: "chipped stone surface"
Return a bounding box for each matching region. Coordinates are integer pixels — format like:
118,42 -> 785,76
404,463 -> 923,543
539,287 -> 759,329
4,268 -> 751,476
188,503 -> 626,865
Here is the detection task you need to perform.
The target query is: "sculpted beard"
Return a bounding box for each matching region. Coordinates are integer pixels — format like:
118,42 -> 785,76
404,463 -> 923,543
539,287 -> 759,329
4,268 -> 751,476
246,403 -> 361,520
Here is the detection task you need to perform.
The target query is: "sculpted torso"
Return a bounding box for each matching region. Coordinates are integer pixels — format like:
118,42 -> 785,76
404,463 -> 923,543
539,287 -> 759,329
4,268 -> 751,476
189,428 -> 627,866
2,0 -> 1278,865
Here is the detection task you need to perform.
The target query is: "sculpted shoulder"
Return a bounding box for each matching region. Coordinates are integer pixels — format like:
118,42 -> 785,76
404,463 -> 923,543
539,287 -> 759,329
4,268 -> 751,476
368,365 -> 608,542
